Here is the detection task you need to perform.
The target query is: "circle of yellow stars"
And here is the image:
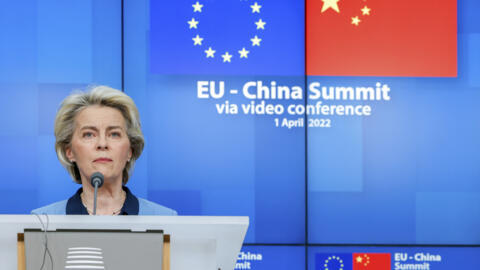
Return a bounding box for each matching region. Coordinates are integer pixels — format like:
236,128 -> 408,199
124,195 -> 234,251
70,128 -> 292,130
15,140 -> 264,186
187,1 -> 266,63
323,255 -> 344,270
320,0 -> 372,27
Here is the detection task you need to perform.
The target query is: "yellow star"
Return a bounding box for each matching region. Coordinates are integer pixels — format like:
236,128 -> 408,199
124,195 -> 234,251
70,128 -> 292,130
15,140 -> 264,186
192,1 -> 203,12
192,35 -> 203,46
251,2 -> 262,13
187,18 -> 199,29
351,16 -> 361,26
204,47 -> 215,58
361,6 -> 371,15
356,256 -> 363,263
251,35 -> 262,46
221,52 -> 232,63
321,0 -> 340,13
255,19 -> 266,30
238,48 -> 250,58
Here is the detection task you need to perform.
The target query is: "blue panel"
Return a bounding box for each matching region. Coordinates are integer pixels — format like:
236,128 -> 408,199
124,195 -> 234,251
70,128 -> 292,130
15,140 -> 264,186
37,135 -> 79,206
254,112 -> 305,243
307,100 -> 363,192
467,34 -> 480,87
0,135 -> 38,213
38,83 -> 86,135
458,0 -> 480,34
202,189 -> 255,216
308,191 -> 415,244
144,76 -> 255,191
92,0 -> 122,88
457,33 -> 468,82
148,190 -> 201,216
124,0 -> 148,103
0,0 -> 36,83
123,0 -> 156,210
416,192 -> 480,244
37,0 -> 93,83
127,149 -> 149,198
0,135 -> 38,185
0,190 -> 38,214
415,87 -> 480,193
308,74 -> 480,244
0,83 -> 38,135
236,245 -> 304,270
121,0 -> 149,195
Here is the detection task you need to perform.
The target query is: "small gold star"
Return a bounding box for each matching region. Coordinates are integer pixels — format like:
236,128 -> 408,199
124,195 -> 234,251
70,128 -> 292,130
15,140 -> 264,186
321,0 -> 340,13
361,6 -> 371,15
351,16 -> 361,26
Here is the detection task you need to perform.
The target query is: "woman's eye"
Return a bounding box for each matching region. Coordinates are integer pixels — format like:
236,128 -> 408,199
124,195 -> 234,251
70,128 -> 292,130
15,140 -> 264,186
111,132 -> 121,137
82,132 -> 94,138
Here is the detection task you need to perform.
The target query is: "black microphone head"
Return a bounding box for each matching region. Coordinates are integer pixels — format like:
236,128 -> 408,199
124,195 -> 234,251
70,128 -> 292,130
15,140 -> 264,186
90,172 -> 104,188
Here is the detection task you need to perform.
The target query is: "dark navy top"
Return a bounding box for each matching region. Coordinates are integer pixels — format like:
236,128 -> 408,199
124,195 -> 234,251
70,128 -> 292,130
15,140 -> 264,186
66,186 -> 139,215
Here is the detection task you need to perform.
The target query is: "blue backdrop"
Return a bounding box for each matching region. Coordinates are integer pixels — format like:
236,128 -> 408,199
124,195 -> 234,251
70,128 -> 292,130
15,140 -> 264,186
0,0 -> 479,269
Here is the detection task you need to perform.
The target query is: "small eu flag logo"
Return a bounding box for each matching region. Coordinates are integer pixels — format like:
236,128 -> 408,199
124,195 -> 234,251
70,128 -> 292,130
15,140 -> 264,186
316,253 -> 352,270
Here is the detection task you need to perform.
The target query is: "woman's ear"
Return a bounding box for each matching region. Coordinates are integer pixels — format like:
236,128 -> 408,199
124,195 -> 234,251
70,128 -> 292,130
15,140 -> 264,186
66,146 -> 75,162
128,148 -> 132,162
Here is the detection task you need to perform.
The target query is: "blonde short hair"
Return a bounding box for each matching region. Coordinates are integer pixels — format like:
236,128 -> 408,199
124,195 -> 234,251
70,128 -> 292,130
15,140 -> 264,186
55,85 -> 144,184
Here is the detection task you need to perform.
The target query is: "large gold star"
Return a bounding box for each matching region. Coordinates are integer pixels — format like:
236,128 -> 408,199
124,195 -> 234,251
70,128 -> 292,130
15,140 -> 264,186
351,16 -> 361,26
321,0 -> 340,13
361,6 -> 371,15
356,256 -> 363,263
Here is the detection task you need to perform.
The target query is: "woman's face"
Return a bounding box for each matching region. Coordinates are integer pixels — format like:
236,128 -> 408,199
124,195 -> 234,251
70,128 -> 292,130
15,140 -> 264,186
66,105 -> 132,184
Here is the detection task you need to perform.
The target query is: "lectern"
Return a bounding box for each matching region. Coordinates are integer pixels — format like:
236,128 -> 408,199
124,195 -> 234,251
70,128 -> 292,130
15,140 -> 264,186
0,215 -> 249,270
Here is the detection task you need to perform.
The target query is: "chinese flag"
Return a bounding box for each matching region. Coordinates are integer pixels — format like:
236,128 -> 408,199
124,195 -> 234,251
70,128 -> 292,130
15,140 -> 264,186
352,253 -> 391,270
306,0 -> 457,77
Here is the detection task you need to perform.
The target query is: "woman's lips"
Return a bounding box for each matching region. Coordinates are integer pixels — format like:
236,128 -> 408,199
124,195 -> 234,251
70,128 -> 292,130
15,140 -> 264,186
94,158 -> 112,162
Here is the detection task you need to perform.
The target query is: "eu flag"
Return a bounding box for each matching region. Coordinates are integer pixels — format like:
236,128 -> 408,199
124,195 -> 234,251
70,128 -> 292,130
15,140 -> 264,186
315,253 -> 353,270
150,0 -> 304,75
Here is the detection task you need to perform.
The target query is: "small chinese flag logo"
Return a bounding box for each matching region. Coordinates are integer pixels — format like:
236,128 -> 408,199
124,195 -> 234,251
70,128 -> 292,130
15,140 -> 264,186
352,253 -> 390,270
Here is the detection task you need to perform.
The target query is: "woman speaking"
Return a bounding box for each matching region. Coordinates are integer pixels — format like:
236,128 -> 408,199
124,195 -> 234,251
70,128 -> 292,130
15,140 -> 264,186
32,86 -> 176,216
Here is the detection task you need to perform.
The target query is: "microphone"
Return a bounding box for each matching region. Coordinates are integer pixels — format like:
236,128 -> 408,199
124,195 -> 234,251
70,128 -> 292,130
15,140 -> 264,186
90,172 -> 104,215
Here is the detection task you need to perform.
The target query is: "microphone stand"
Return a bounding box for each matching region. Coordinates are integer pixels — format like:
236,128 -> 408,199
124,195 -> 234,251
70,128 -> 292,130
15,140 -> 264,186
93,182 -> 99,215
90,172 -> 104,216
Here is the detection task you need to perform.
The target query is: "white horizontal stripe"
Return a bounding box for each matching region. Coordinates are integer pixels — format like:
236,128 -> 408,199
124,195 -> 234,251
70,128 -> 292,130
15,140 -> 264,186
69,247 -> 102,251
67,255 -> 103,259
66,260 -> 103,264
67,251 -> 102,255
65,266 -> 104,269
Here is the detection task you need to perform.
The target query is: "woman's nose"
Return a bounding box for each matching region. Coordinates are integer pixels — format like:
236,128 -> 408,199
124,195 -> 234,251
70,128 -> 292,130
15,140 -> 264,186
96,135 -> 108,150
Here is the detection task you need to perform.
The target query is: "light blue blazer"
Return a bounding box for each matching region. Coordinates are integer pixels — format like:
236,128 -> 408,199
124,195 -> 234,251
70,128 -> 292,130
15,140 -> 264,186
31,198 -> 177,216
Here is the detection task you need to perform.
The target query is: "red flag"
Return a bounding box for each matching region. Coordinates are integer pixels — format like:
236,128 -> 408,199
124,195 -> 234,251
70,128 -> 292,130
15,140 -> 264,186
306,0 -> 457,77
352,253 -> 391,270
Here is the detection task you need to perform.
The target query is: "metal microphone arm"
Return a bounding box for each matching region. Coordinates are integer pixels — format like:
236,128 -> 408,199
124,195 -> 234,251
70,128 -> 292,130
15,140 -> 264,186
90,172 -> 104,216
93,182 -> 99,215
